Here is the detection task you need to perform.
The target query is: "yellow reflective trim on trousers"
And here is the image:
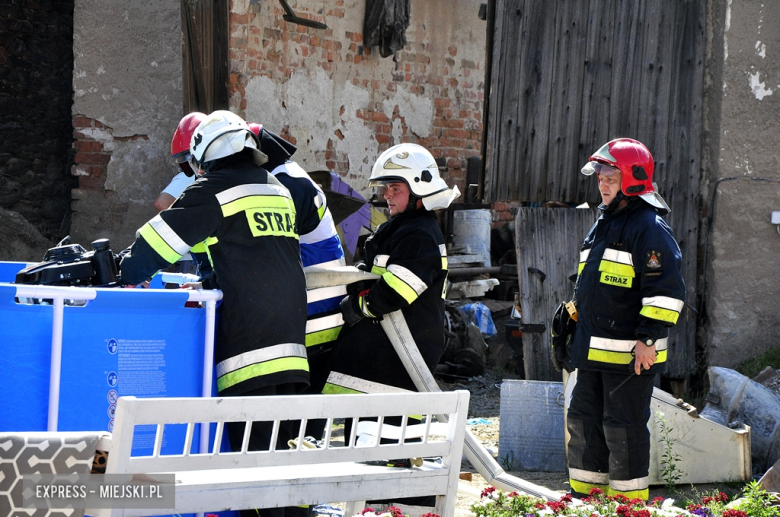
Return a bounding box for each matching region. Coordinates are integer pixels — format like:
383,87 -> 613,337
221,195 -> 295,218
322,383 -> 364,395
317,203 -> 326,220
216,357 -> 309,391
600,272 -> 633,288
383,271 -> 418,304
569,479 -> 609,496
306,326 -> 342,347
599,260 -> 635,277
640,305 -> 680,324
578,262 -> 585,275
588,348 -> 667,365
139,223 -> 182,264
607,486 -> 649,500
371,265 -> 387,275
441,257 -> 448,269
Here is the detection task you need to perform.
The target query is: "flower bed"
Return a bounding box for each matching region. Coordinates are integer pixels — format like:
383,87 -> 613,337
348,481 -> 779,517
468,483 -> 780,517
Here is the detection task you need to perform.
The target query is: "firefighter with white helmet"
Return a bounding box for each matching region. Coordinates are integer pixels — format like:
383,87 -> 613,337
120,111 -> 308,517
323,143 -> 458,507
327,143 -> 458,393
566,138 -> 685,501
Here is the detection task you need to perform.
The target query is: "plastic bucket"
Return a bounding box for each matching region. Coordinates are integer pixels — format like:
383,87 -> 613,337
452,209 -> 491,267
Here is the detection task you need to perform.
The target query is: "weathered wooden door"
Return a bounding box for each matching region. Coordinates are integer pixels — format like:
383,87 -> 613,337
486,0 -> 704,380
181,0 -> 229,113
516,207 -> 597,381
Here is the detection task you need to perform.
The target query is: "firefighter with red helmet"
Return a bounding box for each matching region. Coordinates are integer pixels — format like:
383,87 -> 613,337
154,112 -> 206,212
566,138 -> 685,500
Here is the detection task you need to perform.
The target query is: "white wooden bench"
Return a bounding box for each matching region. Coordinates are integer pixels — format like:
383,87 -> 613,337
99,390 -> 470,517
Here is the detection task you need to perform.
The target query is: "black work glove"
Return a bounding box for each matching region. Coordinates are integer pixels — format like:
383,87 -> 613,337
340,294 -> 365,327
346,279 -> 377,296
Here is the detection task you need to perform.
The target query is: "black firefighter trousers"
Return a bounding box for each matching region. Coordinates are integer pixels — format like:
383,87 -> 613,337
566,369 -> 655,500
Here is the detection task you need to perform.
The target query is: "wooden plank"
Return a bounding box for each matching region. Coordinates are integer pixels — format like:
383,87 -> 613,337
485,0 -> 525,201
482,0 -> 506,201
519,1 -> 558,201
661,0 -> 704,379
515,207 -> 598,380
608,0 -> 644,137
578,0 -> 617,205
546,0 -> 591,203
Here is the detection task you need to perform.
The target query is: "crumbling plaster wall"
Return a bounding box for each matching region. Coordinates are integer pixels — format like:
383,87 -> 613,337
230,0 -> 486,201
70,0 -> 182,248
703,0 -> 780,367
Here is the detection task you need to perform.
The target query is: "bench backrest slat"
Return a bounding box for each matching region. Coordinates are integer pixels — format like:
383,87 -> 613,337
106,391 -> 469,476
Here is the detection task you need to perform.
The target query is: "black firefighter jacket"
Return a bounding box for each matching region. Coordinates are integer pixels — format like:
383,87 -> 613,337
327,209 -> 447,392
120,152 -> 309,395
569,199 -> 685,375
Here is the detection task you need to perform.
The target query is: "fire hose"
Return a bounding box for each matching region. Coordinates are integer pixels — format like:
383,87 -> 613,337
303,266 -> 562,501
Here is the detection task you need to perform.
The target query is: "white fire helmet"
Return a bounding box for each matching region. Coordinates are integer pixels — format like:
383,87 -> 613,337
369,143 -> 460,210
189,110 -> 267,168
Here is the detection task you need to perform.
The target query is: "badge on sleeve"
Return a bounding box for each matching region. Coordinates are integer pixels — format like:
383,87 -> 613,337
646,251 -> 662,269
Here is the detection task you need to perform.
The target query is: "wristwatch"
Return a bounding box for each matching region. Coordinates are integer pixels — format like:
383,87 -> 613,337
639,336 -> 655,347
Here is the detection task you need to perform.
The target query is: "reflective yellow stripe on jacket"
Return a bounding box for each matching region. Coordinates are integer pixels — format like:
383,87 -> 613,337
216,343 -> 308,392
598,248 -> 635,287
640,296 -> 684,324
138,214 -> 191,264
587,336 -> 668,365
577,249 -> 590,275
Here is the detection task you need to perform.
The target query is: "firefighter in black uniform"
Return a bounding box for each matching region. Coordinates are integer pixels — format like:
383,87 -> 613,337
327,143 -> 459,394
119,111 -> 308,517
566,138 -> 685,501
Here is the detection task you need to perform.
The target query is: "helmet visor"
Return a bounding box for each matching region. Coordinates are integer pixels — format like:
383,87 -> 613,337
581,161 -> 620,177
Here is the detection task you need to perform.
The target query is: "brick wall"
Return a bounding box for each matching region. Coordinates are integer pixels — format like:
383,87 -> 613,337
228,0 -> 485,197
0,0 -> 76,240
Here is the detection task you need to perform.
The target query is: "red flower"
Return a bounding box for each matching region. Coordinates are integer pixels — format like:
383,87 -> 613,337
385,507 -> 404,517
616,505 -> 631,515
559,494 -> 573,503
722,510 -> 747,517
480,486 -> 496,498
508,491 -> 519,497
420,513 -> 440,517
717,491 -> 730,502
702,496 -> 714,505
686,503 -> 702,511
534,502 -> 546,509
650,496 -> 665,507
589,487 -> 604,496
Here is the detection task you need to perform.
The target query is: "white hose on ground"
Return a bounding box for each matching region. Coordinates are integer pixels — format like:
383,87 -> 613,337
380,310 -> 564,501
303,266 -> 565,501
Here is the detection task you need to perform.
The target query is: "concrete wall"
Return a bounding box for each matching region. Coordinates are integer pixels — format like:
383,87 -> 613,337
703,0 -> 780,367
228,0 -> 486,201
70,0 -> 182,249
